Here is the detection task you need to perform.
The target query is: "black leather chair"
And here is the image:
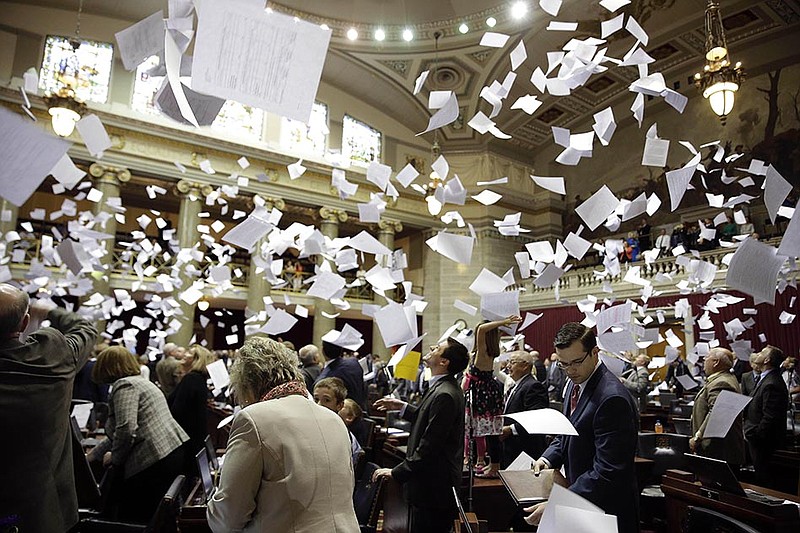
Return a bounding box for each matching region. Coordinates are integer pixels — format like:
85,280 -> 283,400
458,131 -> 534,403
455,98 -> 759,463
75,475 -> 186,533
686,506 -> 761,533
638,432 -> 691,531
353,462 -> 387,533
672,417 -> 692,436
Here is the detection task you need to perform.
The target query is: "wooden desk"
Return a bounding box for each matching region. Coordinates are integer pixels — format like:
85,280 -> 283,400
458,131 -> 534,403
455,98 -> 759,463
661,469 -> 800,533
179,479 -> 212,533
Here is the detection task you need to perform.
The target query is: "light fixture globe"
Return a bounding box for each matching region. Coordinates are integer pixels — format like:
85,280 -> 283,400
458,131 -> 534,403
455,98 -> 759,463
45,85 -> 87,137
694,0 -> 744,124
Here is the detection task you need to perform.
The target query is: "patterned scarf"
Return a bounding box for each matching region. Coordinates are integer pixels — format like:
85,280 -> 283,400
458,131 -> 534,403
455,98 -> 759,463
260,380 -> 308,402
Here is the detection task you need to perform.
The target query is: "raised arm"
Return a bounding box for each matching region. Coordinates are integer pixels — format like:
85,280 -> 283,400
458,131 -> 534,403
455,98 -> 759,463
475,315 -> 521,369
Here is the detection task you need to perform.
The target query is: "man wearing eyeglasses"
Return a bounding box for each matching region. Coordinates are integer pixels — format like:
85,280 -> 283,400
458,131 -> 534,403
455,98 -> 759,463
524,323 -> 639,533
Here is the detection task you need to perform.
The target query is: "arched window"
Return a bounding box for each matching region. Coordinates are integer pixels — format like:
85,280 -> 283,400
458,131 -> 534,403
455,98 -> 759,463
342,114 -> 382,167
280,101 -> 329,156
130,55 -> 264,140
39,35 -> 113,103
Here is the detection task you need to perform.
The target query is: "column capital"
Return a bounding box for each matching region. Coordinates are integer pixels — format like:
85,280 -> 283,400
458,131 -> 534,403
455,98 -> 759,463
319,207 -> 348,223
175,179 -> 213,198
89,163 -> 131,185
377,220 -> 403,235
248,195 -> 286,211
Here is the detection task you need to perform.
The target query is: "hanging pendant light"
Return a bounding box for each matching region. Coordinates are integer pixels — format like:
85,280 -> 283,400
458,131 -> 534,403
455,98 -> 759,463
46,0 -> 88,137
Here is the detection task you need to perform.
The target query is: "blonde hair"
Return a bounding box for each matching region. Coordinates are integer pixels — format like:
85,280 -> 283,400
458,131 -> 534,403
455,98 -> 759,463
230,337 -> 301,404
187,344 -> 215,374
342,398 -> 363,420
92,346 -> 141,384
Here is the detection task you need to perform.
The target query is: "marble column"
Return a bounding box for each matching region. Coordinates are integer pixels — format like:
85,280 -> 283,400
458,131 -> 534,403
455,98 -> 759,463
88,163 -> 130,299
371,220 -> 402,360
0,197 -> 19,260
246,196 -> 285,317
0,197 -> 19,237
168,179 -> 212,347
312,206 -> 347,347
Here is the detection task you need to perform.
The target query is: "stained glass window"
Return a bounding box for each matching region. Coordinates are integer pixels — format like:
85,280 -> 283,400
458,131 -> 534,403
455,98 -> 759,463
130,55 -> 162,115
39,35 -> 113,104
343,114 -> 382,167
212,101 -> 265,140
280,102 -> 329,156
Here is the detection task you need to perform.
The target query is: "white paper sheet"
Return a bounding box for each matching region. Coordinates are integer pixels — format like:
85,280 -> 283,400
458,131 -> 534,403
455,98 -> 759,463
192,2 -> 331,122
259,308 -> 298,335
703,390 -> 751,439
551,505 -> 619,533
0,106 -> 71,207
306,271 -> 346,300
115,11 -> 165,70
506,451 -> 536,471
531,175 -> 566,195
676,374 -> 699,391
764,164 -> 792,224
349,231 -> 392,256
206,359 -> 231,390
413,70 -> 429,95
642,137 -> 669,167
725,238 -> 786,305
480,32 -> 510,48
510,39 -> 528,70
777,199 -> 800,258
666,166 -> 694,212
76,114 -> 112,158
505,408 -> 577,435
426,231 -> 474,264
49,153 -> 86,189
469,268 -> 509,296
536,484 -> 607,532
71,403 -> 94,429
374,303 -> 418,347
417,92 -> 459,135
575,185 -> 620,231
155,78 -> 226,126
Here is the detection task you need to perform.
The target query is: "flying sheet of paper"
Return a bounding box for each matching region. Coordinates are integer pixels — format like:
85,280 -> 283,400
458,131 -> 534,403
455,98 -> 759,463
417,92 -> 459,135
575,185 -> 619,231
703,390 -> 751,439
49,153 -> 86,189
764,164 -> 792,224
206,359 -> 231,390
454,299 -> 477,316
288,159 -> 306,180
777,199 -> 800,258
596,301 -> 632,334
480,32 -> 510,47
551,506 -> 619,533
115,11 -> 165,70
413,70 -> 429,95
426,231 -> 474,264
75,114 -> 112,158
222,213 -> 273,250
666,166 -> 694,211
531,175 -> 566,195
469,268 -> 509,296
164,30 -> 199,127
56,239 -> 91,275
547,21 -> 578,31
725,238 -> 785,305
349,231 -> 392,256
259,308 -> 298,335
601,13 -> 625,38
505,408 -> 577,435
539,0 -> 563,16
676,374 -> 699,391
155,78 -> 226,126
642,137 -> 669,167
394,163 -> 420,188
510,39 -> 528,70
374,303 -> 417,347
480,290 -> 520,322
626,16 -> 649,46
71,403 -> 93,429
518,312 -> 542,331
536,484 -> 608,532
472,190 -> 502,206
600,0 -> 631,12
307,271 -> 347,300
192,2 -> 331,123
0,106 -> 70,207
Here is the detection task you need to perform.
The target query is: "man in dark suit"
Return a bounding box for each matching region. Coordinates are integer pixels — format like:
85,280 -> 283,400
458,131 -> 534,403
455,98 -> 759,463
500,351 -> 549,468
0,284 -> 97,533
744,345 -> 789,485
689,348 -> 745,468
298,343 -> 323,392
740,352 -> 762,396
373,338 -> 469,533
316,340 -> 367,408
526,323 -> 639,533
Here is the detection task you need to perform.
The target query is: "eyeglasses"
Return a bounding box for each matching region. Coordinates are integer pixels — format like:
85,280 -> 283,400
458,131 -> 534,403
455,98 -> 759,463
555,351 -> 592,370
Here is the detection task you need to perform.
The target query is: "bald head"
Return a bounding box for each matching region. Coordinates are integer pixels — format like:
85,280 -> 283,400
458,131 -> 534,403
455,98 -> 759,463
704,348 -> 734,376
0,284 -> 30,339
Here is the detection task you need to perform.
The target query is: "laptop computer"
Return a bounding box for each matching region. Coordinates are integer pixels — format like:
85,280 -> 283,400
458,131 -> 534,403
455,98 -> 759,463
685,454 -> 784,505
195,449 -> 215,503
204,435 -> 219,472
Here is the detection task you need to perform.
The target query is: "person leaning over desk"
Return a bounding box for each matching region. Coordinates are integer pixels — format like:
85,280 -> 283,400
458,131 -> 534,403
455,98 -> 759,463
207,336 -> 358,532
525,323 -> 640,533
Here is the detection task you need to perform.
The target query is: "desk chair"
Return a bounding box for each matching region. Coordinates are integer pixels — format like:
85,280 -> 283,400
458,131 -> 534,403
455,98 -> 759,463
75,475 -> 186,533
353,462 -> 387,533
385,410 -> 411,432
672,417 -> 692,436
638,432 -> 691,530
686,506 -> 760,533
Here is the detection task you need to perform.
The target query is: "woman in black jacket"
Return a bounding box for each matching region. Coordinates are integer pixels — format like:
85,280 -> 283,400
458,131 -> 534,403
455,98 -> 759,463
168,344 -> 214,467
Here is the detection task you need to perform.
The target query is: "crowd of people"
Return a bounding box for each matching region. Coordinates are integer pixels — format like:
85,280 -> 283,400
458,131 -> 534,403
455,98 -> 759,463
2,283 -> 798,533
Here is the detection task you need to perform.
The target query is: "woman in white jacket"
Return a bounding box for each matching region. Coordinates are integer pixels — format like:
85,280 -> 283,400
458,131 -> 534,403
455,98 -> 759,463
207,337 -> 359,532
